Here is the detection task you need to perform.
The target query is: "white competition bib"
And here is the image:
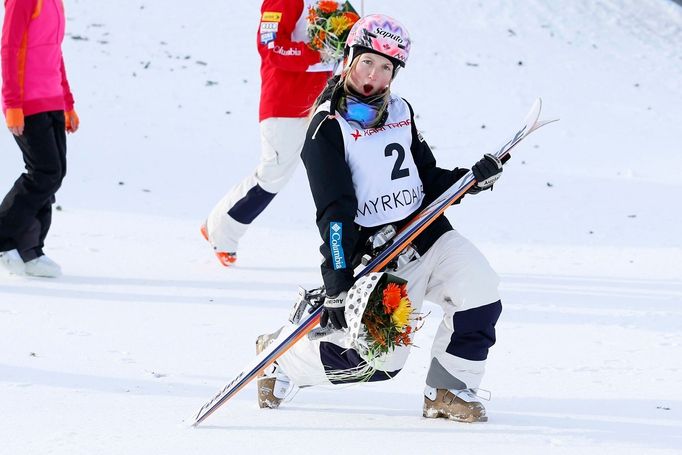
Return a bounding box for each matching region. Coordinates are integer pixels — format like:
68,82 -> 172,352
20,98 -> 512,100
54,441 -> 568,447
335,95 -> 424,227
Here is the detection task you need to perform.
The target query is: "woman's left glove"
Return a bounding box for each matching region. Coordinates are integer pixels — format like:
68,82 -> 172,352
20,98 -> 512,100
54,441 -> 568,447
65,110 -> 80,133
320,291 -> 348,330
470,153 -> 503,193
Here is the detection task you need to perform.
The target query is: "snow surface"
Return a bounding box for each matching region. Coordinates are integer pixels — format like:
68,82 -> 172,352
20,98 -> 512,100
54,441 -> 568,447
1,1 -> 681,453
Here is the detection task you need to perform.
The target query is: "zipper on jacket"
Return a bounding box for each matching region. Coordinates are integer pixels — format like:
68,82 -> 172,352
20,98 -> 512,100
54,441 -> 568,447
31,0 -> 43,19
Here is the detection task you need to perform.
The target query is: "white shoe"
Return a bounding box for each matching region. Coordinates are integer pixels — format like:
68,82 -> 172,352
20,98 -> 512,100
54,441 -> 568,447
0,249 -> 25,275
24,255 -> 62,278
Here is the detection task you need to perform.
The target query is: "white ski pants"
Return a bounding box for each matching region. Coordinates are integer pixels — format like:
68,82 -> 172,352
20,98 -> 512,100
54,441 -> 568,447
206,117 -> 309,252
276,229 -> 501,390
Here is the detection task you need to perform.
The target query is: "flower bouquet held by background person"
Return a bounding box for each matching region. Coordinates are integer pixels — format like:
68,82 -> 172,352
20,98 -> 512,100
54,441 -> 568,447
307,1 -> 360,63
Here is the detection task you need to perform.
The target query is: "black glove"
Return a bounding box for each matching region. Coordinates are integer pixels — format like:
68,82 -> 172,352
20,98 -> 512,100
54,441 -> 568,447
470,153 -> 503,193
320,292 -> 348,330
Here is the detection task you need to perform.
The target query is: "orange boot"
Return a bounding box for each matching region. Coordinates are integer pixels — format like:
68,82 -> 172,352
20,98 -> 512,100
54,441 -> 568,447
200,223 -> 237,266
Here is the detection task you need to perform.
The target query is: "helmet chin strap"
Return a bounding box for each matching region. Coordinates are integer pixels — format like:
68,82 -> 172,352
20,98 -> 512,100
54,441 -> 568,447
344,48 -> 356,74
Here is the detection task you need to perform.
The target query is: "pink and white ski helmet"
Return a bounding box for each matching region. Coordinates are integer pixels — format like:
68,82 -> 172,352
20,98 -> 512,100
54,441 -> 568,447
345,14 -> 411,68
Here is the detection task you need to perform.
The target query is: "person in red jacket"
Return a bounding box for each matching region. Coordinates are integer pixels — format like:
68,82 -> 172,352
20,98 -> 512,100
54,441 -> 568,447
201,0 -> 341,266
0,0 -> 79,278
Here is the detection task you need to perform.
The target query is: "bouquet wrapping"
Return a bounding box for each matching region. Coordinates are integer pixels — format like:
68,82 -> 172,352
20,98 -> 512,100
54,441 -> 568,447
307,1 -> 360,62
331,272 -> 423,381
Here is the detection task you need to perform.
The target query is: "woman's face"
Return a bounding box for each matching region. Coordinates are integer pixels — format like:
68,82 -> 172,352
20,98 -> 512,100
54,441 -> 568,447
347,52 -> 394,97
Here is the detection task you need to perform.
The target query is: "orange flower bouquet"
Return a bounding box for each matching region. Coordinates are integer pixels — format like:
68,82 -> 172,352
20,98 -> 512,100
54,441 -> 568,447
307,1 -> 360,62
331,272 -> 423,381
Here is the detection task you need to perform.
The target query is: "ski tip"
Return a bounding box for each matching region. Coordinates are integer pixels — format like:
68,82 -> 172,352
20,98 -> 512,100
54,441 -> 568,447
538,118 -> 560,127
530,117 -> 560,133
183,414 -> 201,429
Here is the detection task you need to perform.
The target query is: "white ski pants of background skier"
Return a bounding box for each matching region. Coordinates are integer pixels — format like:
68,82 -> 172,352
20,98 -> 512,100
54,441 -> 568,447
206,117 -> 308,253
276,229 -> 501,390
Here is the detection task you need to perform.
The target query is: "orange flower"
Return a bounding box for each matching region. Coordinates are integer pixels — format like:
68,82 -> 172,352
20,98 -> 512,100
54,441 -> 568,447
382,283 -> 402,314
307,6 -> 318,23
399,283 -> 408,298
397,331 -> 411,345
343,11 -> 360,24
317,0 -> 339,14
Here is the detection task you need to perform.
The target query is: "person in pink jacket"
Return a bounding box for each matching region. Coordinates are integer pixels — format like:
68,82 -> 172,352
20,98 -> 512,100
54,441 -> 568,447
0,0 -> 79,278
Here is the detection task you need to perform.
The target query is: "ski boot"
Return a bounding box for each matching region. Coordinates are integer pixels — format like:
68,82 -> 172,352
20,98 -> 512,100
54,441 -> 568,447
200,223 -> 237,266
0,249 -> 25,275
423,386 -> 488,423
24,255 -> 62,278
255,329 -> 290,409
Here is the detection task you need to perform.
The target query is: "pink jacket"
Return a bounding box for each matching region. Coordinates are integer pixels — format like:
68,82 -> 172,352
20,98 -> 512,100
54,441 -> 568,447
1,0 -> 74,121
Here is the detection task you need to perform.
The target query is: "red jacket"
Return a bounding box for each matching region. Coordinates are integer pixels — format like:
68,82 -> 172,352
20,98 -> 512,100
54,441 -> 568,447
1,0 -> 74,123
258,0 -> 333,121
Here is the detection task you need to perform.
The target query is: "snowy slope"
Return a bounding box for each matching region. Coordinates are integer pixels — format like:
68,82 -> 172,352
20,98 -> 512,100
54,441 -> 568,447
1,1 -> 681,454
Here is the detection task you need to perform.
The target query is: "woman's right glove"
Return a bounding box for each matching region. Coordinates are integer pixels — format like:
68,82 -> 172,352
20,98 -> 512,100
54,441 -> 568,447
320,291 -> 348,330
5,108 -> 24,136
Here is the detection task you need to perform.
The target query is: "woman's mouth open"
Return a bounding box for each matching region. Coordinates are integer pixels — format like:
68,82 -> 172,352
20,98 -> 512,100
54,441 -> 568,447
363,84 -> 374,95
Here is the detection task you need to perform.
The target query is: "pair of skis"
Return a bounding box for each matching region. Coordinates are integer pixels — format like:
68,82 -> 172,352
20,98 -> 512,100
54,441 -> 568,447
191,98 -> 556,427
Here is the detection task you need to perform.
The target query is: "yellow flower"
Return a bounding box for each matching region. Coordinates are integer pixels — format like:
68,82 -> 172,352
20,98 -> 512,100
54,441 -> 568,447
391,297 -> 412,328
328,15 -> 351,36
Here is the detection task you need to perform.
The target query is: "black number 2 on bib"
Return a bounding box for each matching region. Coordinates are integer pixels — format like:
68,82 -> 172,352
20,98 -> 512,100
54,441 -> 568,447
385,143 -> 410,180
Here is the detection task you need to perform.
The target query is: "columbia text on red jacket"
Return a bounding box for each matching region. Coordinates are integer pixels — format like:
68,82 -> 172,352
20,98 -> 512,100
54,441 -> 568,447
258,0 -> 332,121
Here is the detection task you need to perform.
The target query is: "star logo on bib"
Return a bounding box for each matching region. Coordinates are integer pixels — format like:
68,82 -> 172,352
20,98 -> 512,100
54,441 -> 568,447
351,129 -> 362,141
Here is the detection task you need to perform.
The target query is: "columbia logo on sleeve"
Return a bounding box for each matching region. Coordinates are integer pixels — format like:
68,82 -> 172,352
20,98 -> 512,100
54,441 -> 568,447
329,222 -> 347,270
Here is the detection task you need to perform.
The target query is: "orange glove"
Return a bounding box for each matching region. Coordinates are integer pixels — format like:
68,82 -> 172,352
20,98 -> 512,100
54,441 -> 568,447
65,109 -> 79,133
5,108 -> 24,136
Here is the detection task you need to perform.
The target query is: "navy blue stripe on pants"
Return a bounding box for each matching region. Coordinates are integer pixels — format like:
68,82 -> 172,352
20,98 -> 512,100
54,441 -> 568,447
227,184 -> 276,225
319,342 -> 401,384
446,300 -> 503,361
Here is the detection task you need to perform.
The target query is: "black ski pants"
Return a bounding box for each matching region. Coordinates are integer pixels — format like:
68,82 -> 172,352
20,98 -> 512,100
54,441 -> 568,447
0,111 -> 67,261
